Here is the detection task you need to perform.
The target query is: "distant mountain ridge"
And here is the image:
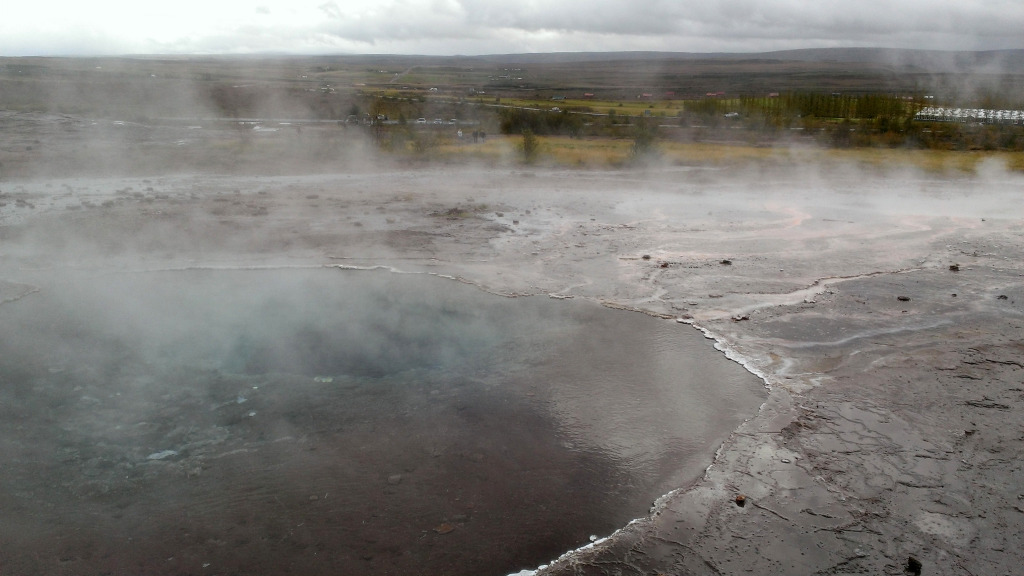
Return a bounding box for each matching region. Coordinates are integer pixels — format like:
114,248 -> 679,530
3,47 -> 1021,111
116,47 -> 1023,74
470,48 -> 1024,73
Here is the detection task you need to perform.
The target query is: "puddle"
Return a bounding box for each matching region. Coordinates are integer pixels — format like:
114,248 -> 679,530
0,268 -> 764,576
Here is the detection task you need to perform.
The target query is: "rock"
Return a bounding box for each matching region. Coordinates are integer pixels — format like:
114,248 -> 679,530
897,296 -> 911,302
387,474 -> 403,485
735,494 -> 746,507
641,254 -> 651,260
906,556 -> 922,575
997,295 -> 1008,300
949,264 -> 960,271
434,523 -> 456,534
720,259 -> 732,265
146,450 -> 179,461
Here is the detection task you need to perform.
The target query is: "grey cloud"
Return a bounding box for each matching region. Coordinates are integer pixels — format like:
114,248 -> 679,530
3,0 -> 1023,56
297,0 -> 1024,54
312,2 -> 481,45
691,1 -> 1024,44
455,0 -> 687,35
319,2 -> 343,19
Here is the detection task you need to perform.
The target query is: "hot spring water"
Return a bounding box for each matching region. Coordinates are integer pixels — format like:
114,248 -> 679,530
0,268 -> 764,575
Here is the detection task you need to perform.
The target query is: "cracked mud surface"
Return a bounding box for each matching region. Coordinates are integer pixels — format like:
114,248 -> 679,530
1,162 -> 1022,575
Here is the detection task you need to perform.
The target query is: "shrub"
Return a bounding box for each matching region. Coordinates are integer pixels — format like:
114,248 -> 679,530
521,129 -> 539,163
630,118 -> 658,159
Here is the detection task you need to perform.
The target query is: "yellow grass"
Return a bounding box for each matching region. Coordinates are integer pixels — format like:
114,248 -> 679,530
538,136 -> 632,166
391,133 -> 1024,173
415,136 -> 517,164
816,148 -> 1024,174
476,97 -> 681,118
659,143 -> 1024,174
659,141 -> 784,165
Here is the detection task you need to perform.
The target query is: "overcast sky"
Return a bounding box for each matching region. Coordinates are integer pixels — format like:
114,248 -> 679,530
2,0 -> 1023,57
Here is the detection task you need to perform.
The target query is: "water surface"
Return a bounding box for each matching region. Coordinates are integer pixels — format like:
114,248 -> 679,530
0,268 -> 764,575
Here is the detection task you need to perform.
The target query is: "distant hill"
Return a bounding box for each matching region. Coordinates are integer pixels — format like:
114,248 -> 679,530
321,49 -> 1024,98
2,48 -> 1021,118
119,47 -> 1024,74
466,48 -> 1024,73
754,48 -> 1024,73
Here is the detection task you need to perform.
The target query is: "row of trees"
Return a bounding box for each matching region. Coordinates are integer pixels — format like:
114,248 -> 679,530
680,92 -> 1023,150
683,93 -> 917,127
497,107 -> 584,137
491,94 -> 926,138
690,91 -> 913,115
358,92 -> 1023,156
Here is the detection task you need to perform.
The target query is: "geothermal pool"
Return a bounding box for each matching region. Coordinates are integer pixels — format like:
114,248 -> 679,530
0,267 -> 764,576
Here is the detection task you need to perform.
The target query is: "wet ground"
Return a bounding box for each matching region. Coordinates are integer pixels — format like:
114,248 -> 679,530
1,116 -> 1023,575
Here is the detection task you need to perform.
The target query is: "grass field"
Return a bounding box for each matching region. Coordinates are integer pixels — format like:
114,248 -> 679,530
412,134 -> 1024,173
465,96 -> 684,118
